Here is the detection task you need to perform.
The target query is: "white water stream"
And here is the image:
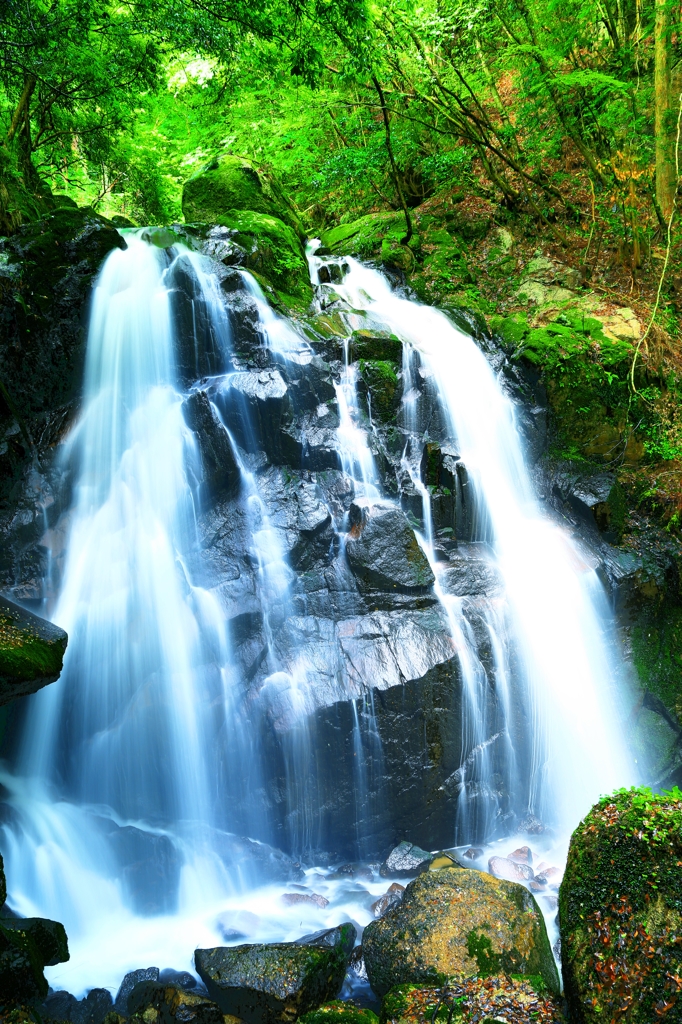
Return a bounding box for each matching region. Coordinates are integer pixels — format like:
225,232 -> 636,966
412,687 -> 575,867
0,234 -> 636,998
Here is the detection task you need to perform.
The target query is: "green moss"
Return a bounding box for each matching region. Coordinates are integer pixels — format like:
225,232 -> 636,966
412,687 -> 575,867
182,154 -> 301,233
201,208 -> 312,310
350,330 -> 403,362
465,929 -> 500,978
299,1001 -> 379,1024
358,359 -> 400,421
631,606 -> 682,721
0,611 -> 66,685
320,212 -> 404,259
560,787 -> 682,1023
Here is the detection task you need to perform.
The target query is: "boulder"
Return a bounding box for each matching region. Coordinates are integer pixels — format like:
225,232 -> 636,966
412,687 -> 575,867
380,842 -> 432,878
560,787 -> 682,1023
217,369 -> 292,462
128,982 -> 223,1024
182,391 -> 240,500
182,155 -> 301,235
114,967 -> 160,1014
0,911 -> 70,1004
298,1002 -> 378,1024
194,923 -> 356,1024
345,503 -> 434,594
0,594 -> 68,704
362,868 -> 559,997
318,213 -> 406,261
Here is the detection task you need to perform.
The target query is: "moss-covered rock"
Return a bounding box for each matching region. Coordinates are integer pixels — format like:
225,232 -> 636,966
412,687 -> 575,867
495,310 -> 644,464
0,595 -> 67,704
194,923 -> 356,1024
184,212 -> 312,312
0,913 -> 69,1006
182,155 -> 302,235
560,787 -> 682,1022
358,360 -> 401,422
380,978 -> 565,1024
363,868 -> 559,998
319,212 -> 407,261
350,331 -> 403,363
299,1001 -> 378,1024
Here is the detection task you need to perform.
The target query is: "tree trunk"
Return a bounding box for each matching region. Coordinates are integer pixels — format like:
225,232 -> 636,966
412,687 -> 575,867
655,0 -> 675,221
372,75 -> 413,245
6,76 -> 36,145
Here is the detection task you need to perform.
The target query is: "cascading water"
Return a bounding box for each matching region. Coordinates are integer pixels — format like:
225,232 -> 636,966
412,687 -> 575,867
308,252 -> 636,835
0,227 -> 638,998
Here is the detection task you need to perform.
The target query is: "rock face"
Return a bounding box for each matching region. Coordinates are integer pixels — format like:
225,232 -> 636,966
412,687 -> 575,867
345,502 -> 434,594
362,868 -> 559,997
194,923 -> 356,1024
560,788 -> 682,1023
0,594 -> 67,704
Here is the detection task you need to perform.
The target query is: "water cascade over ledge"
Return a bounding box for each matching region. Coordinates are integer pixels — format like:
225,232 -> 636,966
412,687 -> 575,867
0,232 -> 636,996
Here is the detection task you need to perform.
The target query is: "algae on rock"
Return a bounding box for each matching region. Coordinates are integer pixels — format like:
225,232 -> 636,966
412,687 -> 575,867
0,595 -> 67,705
362,868 -> 559,997
560,787 -> 682,1022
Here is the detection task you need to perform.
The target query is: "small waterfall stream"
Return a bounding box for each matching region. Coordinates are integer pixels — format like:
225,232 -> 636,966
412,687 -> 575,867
0,231 -> 636,997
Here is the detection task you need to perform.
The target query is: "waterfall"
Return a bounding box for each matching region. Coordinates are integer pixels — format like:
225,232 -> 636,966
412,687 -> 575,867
0,230 -> 637,997
308,253 -> 636,834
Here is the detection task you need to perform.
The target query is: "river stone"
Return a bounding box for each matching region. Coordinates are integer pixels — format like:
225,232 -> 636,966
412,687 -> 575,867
362,868 -> 559,997
560,789 -> 682,1023
194,922 -> 356,1024
0,595 -> 68,704
128,982 -> 223,1024
345,502 -> 434,594
380,841 -> 432,878
182,391 -> 240,499
114,967 -> 160,1013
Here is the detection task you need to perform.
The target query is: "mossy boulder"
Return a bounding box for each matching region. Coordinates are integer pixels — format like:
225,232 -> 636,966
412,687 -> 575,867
495,311 -> 644,464
182,154 -> 302,235
362,868 -> 559,998
560,787 -> 682,1022
299,1001 -> 378,1024
350,331 -> 403,363
185,211 -> 312,312
380,978 -> 566,1024
0,903 -> 69,1006
319,212 -> 409,262
194,923 -> 356,1024
0,595 -> 67,704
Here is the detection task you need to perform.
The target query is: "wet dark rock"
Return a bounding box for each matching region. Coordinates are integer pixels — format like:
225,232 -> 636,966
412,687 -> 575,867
114,967 -> 160,1013
158,968 -> 199,989
462,847 -> 484,861
346,502 -> 434,594
436,556 -> 502,598
105,824 -> 183,917
0,909 -> 69,1004
194,922 -> 356,1024
169,268 -> 229,386
128,982 -> 222,1024
43,989 -> 81,1022
217,370 -> 292,462
363,869 -> 559,997
182,391 -> 240,499
370,889 -> 403,918
0,594 -> 67,704
380,842 -> 432,878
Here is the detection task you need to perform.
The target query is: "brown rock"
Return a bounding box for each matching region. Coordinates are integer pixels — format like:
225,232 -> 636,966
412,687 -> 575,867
507,846 -> 533,865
